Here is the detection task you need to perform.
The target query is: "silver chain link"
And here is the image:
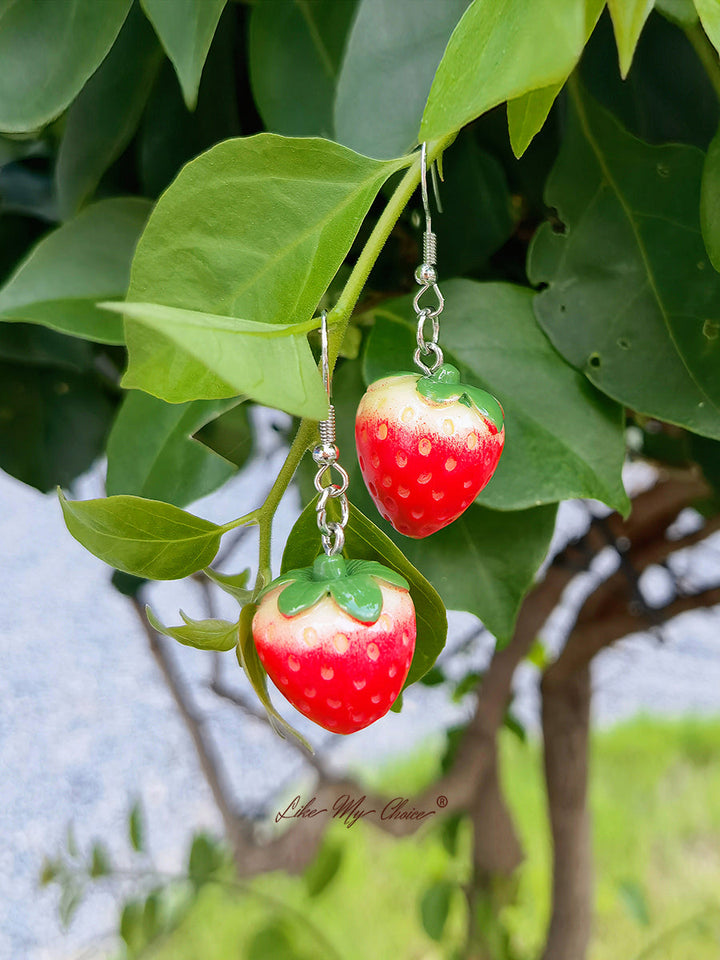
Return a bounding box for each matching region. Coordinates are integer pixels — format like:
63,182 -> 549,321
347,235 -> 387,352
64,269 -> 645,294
413,143 -> 444,377
313,311 -> 349,556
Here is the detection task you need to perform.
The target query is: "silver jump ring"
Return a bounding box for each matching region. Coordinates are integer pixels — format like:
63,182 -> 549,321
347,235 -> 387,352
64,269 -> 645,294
413,343 -> 444,376
413,282 -> 444,320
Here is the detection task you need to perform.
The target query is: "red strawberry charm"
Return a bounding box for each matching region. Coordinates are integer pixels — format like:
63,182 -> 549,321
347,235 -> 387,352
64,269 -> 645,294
355,363 -> 504,538
252,555 -> 416,734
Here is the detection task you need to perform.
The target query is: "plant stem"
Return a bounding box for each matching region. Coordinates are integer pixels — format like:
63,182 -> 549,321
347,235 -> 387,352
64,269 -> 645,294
251,135 -> 454,588
686,21 -> 720,102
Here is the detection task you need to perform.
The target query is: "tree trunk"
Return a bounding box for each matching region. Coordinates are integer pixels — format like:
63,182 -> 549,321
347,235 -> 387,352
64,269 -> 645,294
540,666 -> 592,960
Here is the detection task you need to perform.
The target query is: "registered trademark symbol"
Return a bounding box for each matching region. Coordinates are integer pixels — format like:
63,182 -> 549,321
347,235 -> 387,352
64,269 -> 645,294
436,795 -> 448,808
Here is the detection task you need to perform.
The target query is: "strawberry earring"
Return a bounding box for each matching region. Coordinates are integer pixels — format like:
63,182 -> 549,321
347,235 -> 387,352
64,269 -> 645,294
252,312 -> 417,734
356,144 -> 505,538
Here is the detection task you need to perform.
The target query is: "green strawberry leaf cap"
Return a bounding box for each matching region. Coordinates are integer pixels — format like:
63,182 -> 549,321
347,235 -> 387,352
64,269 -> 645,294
415,363 -> 504,432
258,555 -> 409,624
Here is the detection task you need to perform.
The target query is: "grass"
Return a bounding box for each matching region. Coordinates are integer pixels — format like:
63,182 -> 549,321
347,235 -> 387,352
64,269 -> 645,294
145,716 -> 720,960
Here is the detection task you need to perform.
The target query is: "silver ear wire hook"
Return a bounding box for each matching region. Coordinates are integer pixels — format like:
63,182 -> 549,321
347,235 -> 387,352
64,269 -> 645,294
414,143 -> 444,376
313,310 -> 349,555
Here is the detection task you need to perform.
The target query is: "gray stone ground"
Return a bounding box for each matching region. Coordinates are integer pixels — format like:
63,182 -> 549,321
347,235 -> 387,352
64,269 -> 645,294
2,421 -> 719,960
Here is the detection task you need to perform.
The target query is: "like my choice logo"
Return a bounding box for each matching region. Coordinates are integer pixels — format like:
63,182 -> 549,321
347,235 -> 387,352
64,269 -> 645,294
275,794 -> 446,829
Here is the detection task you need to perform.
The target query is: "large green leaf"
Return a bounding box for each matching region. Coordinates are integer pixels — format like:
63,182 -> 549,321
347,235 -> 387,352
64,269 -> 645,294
0,0 -> 132,132
420,0 -> 588,142
249,0 -> 356,139
106,393 -> 238,507
607,0 -> 655,77
506,0 -> 604,157
529,83 -> 720,439
0,361 -> 114,491
140,0 -> 227,109
0,198 -> 150,343
106,301 -> 328,418
0,322 -> 93,371
365,281 -> 629,514
281,497 -> 447,688
702,128 -> 720,270
194,403 -> 253,470
55,5 -> 163,218
59,491 -> 225,579
334,0 -> 469,158
128,135 -> 407,316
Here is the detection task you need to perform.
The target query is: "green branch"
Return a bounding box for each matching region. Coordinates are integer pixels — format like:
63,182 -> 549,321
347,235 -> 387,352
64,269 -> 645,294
250,135 -> 454,593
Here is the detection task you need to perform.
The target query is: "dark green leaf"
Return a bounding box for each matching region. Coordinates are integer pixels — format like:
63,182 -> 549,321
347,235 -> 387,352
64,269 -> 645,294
141,0 -> 227,109
249,0 -> 356,138
142,890 -> 164,941
0,0 -> 132,132
39,857 -> 60,887
203,566 -> 252,603
106,392 -> 238,508
126,135 -> 409,397
109,301 -> 328,418
248,920 -> 313,960
193,400 -> 253,470
529,83 -> 720,439
146,606 -> 239,652
89,843 -> 112,878
55,6 -> 162,218
420,881 -> 455,941
695,0 -> 720,57
129,801 -> 144,852
58,490 -> 224,579
139,11 -> 240,197
421,0 -> 588,142
187,832 -> 225,889
281,497 -> 447,686
236,603 -> 313,750
0,361 -> 114,491
0,198 -> 151,344
656,0 -> 697,26
0,323 -> 93,370
702,128 -> 720,271
503,710 -> 527,742
304,840 -> 343,897
366,281 -> 630,514
111,571 -> 148,598
440,814 -> 464,856
335,0 -> 469,158
452,671 -> 483,702
120,899 -> 145,952
400,502 -> 556,647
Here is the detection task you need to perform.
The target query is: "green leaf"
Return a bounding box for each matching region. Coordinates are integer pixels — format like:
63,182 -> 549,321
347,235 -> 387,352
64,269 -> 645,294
607,0 -> 655,77
146,606 -> 238,652
248,921 -> 313,960
0,198 -> 151,344
236,604 -> 313,750
702,127 -> 720,270
695,0 -> 720,54
420,881 -> 455,941
0,323 -> 93,370
194,403 -> 254,470
507,0 -> 605,157
658,0 -> 698,25
0,361 -> 114,492
55,6 -> 162,218
529,83 -> 720,439
187,832 -> 226,888
89,843 -> 112,878
107,301 -> 328,418
335,0 -> 469,158
249,0 -> 356,138
120,900 -> 145,952
618,879 -> 651,926
367,281 -> 630,514
304,841 -> 343,897
129,801 -> 145,852
58,490 -> 224,579
420,0 -> 588,142
0,0 -> 132,132
281,498 -> 447,687
141,0 -> 227,109
401,503 -> 556,648
106,392 -> 238,508
126,135 -> 409,358
203,566 -> 252,603
111,570 -> 148,598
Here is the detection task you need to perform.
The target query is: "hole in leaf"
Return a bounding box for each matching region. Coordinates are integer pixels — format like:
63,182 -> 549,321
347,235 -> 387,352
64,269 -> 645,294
588,353 -> 601,368
617,338 -> 631,350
